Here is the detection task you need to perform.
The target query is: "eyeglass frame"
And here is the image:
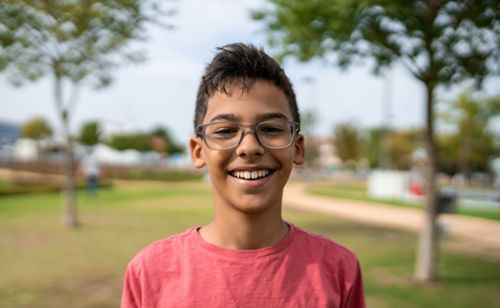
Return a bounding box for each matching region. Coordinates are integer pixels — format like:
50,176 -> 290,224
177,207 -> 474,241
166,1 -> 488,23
195,120 -> 301,151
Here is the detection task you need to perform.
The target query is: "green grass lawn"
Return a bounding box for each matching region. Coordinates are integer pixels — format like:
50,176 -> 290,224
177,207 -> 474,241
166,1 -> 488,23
309,183 -> 500,221
1,181 -> 499,307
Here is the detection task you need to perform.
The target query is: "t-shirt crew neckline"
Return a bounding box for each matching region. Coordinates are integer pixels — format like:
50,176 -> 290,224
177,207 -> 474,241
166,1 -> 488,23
191,223 -> 296,260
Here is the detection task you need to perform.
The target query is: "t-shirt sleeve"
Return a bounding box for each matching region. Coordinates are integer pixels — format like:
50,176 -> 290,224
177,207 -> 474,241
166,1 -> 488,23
344,261 -> 366,308
121,262 -> 141,308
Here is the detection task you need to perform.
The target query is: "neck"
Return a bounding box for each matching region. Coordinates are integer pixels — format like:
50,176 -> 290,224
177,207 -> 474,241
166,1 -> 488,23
200,214 -> 289,250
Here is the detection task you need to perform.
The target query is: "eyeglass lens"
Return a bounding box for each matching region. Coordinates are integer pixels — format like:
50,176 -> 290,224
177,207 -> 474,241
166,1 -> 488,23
203,120 -> 296,150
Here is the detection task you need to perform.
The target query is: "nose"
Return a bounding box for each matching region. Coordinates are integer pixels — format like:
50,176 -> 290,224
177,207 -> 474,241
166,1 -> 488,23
235,129 -> 264,157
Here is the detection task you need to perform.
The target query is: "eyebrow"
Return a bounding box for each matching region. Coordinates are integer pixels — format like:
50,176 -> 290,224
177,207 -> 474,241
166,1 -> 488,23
208,112 -> 289,123
256,112 -> 289,122
209,113 -> 241,122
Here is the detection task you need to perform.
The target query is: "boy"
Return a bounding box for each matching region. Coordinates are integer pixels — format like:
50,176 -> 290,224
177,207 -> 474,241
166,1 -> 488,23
121,43 -> 365,308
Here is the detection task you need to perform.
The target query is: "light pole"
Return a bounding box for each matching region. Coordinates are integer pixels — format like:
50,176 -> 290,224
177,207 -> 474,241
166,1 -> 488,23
380,69 -> 393,169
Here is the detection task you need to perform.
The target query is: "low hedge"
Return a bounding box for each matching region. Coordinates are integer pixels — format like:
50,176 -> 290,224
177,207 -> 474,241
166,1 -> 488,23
0,180 -> 112,196
123,169 -> 203,182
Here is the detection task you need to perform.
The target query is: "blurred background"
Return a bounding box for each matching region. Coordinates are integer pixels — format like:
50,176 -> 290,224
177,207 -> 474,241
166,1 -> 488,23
1,0 -> 499,307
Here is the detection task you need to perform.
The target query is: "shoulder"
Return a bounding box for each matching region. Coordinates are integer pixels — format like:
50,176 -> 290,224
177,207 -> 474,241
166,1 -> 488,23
127,227 -> 195,274
289,225 -> 363,297
292,225 -> 360,267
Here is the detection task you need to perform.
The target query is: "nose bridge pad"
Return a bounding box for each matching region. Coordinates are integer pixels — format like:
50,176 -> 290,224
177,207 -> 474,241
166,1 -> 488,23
239,125 -> 263,150
242,126 -> 254,136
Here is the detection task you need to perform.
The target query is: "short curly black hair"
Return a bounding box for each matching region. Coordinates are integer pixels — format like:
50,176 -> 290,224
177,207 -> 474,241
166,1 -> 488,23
194,43 -> 299,133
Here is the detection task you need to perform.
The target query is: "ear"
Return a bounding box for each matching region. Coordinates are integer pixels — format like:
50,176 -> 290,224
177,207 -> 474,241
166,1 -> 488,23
189,137 -> 206,169
293,133 -> 305,165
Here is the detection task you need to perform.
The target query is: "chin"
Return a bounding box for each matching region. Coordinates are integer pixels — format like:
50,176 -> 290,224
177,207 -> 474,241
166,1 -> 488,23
230,194 -> 280,215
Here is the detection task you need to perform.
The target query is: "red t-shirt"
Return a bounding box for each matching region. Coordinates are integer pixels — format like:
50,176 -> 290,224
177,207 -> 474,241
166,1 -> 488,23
121,224 -> 365,308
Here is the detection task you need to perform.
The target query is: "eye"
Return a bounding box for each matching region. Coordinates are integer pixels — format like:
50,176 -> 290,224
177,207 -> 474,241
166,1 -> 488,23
207,123 -> 240,139
214,127 -> 238,135
258,122 -> 287,135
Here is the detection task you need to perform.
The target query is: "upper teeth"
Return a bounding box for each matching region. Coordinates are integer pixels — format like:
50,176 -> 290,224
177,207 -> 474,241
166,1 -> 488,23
232,170 -> 270,180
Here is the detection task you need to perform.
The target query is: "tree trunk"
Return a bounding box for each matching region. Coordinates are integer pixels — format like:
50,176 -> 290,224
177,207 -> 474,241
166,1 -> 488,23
54,76 -> 79,227
414,83 -> 438,282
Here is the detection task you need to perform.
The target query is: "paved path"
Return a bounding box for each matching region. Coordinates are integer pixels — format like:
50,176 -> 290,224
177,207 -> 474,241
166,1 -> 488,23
283,183 -> 500,258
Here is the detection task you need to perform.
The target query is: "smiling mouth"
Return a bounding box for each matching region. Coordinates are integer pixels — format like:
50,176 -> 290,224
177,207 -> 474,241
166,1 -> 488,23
229,169 -> 274,180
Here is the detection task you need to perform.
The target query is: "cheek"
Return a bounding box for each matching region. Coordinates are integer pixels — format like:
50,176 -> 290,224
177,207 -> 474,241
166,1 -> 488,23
277,152 -> 296,171
205,152 -> 231,174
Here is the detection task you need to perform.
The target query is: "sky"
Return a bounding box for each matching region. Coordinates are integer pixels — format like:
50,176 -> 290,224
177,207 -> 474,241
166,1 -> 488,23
1,0 -> 499,146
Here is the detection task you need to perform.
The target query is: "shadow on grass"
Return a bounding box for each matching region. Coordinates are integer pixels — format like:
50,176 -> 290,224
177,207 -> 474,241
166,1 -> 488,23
441,274 -> 500,283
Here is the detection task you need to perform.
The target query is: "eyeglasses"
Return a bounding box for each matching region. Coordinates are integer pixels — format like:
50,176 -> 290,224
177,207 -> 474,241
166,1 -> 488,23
196,119 -> 300,151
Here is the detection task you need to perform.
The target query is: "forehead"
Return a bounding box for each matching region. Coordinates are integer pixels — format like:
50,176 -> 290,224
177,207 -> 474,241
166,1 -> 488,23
203,80 -> 292,123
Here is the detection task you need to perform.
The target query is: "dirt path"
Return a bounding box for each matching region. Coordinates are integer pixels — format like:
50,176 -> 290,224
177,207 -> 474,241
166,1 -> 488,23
0,167 -> 65,182
284,182 -> 500,259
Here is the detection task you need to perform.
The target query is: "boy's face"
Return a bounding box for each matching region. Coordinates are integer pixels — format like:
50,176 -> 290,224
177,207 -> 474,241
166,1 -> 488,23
190,80 -> 304,215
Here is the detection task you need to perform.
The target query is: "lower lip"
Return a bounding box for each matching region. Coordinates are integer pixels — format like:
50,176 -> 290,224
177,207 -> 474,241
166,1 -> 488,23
230,173 -> 272,189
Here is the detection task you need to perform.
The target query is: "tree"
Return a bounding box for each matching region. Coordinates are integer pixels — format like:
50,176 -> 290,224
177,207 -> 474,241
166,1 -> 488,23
107,127 -> 184,154
78,121 -> 100,146
363,127 -> 384,168
107,132 -> 151,152
253,0 -> 500,282
301,109 -> 320,167
364,127 -> 422,170
333,121 -> 362,167
440,91 -> 500,179
150,127 -> 184,154
0,1 -> 174,227
389,128 -> 422,170
436,132 -> 460,175
21,116 -> 53,140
